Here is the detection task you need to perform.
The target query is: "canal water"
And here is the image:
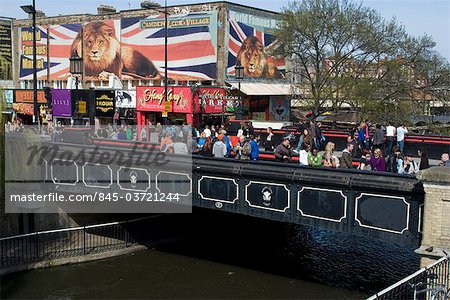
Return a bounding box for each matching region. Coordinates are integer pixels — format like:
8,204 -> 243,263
1,209 -> 420,299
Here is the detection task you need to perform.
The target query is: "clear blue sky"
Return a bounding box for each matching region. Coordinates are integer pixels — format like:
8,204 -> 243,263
2,0 -> 449,61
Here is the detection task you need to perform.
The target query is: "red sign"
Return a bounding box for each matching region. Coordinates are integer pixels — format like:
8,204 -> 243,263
198,87 -> 239,114
136,86 -> 192,113
15,90 -> 46,103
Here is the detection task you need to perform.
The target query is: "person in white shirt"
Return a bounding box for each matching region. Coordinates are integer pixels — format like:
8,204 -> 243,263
396,124 -> 408,153
203,126 -> 212,138
299,148 -> 309,166
385,123 -> 396,155
212,134 -> 227,158
167,138 -> 189,155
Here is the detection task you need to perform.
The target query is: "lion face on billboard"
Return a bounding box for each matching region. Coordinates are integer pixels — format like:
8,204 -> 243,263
236,36 -> 283,79
71,21 -> 159,80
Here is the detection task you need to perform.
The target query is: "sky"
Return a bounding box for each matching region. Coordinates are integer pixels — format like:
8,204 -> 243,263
1,0 -> 449,61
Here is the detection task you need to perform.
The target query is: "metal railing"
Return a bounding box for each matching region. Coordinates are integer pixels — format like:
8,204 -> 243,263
368,254 -> 449,300
0,217 -> 154,268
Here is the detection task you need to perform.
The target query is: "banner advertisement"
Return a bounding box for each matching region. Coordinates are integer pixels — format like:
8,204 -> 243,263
121,11 -> 218,81
137,86 -> 192,113
227,10 -> 285,80
15,90 -> 46,103
269,96 -> 290,121
0,19 -> 12,80
95,90 -> 115,117
19,26 -> 48,80
52,89 -> 72,117
115,90 -> 136,108
48,23 -> 82,80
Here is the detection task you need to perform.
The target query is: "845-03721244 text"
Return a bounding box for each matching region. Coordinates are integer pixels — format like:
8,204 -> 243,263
9,192 -> 181,203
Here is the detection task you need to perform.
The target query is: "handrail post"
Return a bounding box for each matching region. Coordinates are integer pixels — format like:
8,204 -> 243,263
83,226 -> 86,255
124,220 -> 128,247
35,232 -> 39,260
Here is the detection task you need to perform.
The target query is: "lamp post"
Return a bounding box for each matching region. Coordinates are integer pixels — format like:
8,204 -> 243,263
21,1 -> 37,125
69,53 -> 83,89
235,60 -> 244,120
70,53 -> 83,124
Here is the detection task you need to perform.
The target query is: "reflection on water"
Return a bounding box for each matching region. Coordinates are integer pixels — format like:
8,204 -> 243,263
0,209 -> 420,299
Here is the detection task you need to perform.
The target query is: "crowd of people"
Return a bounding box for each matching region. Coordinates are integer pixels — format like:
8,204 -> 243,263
6,118 -> 449,173
273,119 -> 449,174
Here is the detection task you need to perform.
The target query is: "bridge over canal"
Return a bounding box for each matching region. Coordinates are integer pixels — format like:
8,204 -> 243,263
9,139 -> 427,247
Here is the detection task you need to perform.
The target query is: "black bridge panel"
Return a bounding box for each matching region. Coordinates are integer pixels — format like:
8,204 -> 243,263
356,194 -> 409,234
298,187 -> 346,222
82,164 -> 112,188
117,167 -> 150,192
156,172 -> 191,196
245,182 -> 289,212
51,159 -> 78,185
198,176 -> 238,203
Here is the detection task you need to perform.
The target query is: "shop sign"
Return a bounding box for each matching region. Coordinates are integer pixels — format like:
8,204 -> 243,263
52,89 -> 72,117
136,86 -> 191,113
95,90 -> 115,117
15,90 -> 46,103
197,87 -> 240,114
12,103 -> 34,115
78,101 -> 86,114
115,90 -> 136,108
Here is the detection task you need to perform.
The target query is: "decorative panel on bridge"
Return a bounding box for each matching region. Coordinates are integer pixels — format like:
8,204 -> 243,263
117,167 -> 151,192
50,159 -> 78,185
82,163 -> 113,188
297,187 -> 347,222
245,181 -> 290,212
355,193 -> 410,234
156,171 -> 192,196
198,176 -> 239,203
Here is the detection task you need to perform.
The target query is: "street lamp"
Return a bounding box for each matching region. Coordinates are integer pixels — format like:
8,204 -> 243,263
69,53 -> 83,89
21,2 -> 38,125
235,60 -> 244,120
70,53 -> 83,125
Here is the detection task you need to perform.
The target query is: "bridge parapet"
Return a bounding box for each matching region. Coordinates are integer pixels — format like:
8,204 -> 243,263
6,138 -> 425,246
416,167 -> 450,266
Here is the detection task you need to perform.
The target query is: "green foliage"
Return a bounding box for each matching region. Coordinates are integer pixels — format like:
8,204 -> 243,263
279,0 -> 450,125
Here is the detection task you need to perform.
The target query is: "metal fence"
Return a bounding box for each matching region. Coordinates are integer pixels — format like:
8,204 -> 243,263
368,254 -> 450,300
0,217 -> 152,268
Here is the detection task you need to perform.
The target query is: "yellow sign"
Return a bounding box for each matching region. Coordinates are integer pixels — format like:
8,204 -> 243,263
162,111 -> 168,117
164,101 -> 170,111
78,101 -> 86,114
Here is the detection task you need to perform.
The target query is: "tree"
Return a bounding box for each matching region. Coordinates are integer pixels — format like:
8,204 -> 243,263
279,0 -> 447,126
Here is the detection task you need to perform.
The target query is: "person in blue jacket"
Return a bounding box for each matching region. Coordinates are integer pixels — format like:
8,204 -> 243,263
250,135 -> 260,160
221,130 -> 232,157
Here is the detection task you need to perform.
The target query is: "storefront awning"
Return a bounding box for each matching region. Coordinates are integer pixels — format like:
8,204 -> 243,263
227,82 -> 294,96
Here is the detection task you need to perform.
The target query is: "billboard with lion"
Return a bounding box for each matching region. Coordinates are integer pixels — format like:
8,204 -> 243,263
227,10 -> 285,80
20,12 -> 218,82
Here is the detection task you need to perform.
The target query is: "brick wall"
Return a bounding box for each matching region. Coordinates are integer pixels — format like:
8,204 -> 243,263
417,167 -> 450,267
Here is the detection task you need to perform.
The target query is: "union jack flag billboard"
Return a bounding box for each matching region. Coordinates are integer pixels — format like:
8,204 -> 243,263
121,11 -> 218,81
227,11 -> 285,79
48,24 -> 82,80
